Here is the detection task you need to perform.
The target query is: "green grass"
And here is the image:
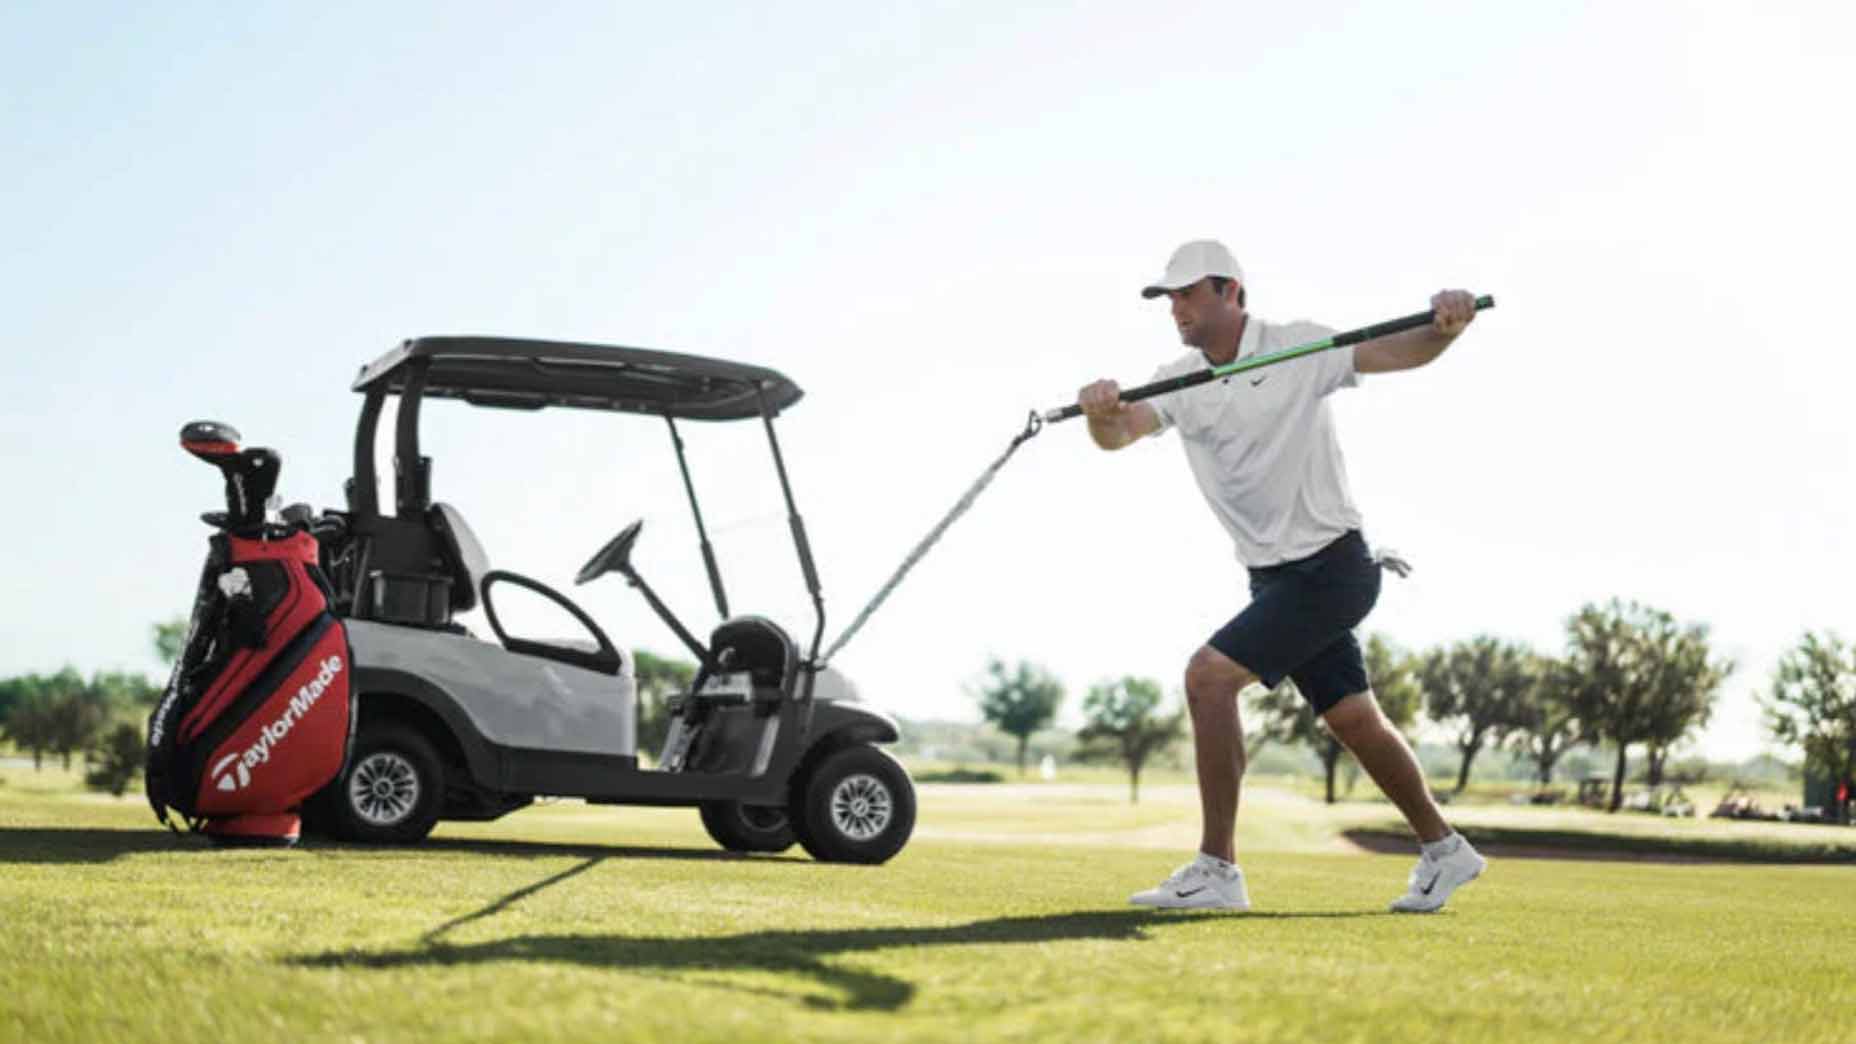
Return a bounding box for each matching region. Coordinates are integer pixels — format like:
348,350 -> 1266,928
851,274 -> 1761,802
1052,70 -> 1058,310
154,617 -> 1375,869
3,760 -> 1852,1043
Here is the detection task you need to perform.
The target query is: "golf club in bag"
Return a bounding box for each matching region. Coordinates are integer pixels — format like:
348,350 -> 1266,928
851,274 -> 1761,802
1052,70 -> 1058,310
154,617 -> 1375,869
144,421 -> 355,846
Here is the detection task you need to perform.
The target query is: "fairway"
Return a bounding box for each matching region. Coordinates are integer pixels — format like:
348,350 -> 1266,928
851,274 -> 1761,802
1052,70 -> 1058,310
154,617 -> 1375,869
2,765 -> 1850,1043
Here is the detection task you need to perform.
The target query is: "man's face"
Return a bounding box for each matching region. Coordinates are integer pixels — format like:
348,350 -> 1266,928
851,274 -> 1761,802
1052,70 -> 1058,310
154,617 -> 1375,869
1166,278 -> 1239,350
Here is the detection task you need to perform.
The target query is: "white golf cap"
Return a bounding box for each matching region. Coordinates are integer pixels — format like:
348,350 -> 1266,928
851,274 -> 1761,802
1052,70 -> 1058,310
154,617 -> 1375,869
1140,239 -> 1244,299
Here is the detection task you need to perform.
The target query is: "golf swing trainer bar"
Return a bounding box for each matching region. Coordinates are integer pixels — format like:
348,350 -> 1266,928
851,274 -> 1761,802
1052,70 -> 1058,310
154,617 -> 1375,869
823,294 -> 1496,664
1041,295 -> 1496,424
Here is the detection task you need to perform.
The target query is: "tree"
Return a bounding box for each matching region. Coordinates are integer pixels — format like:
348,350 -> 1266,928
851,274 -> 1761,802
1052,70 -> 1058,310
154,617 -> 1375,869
1507,655 -> 1581,787
85,723 -> 146,796
1,682 -> 58,769
0,673 -> 33,728
44,668 -> 107,771
1418,636 -> 1535,794
153,616 -> 189,667
1075,676 -> 1184,803
973,658 -> 1064,777
1762,631 -> 1856,823
1643,658 -> 1721,788
88,670 -> 163,709
1561,600 -> 1731,812
633,650 -> 697,760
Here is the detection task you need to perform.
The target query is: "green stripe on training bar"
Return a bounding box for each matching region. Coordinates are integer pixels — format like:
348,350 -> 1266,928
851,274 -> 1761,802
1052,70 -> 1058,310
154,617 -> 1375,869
1210,337 -> 1339,377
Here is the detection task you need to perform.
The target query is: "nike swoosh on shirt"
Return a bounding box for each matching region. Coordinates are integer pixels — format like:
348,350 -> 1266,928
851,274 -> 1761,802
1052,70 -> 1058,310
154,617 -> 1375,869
1249,377 -> 1267,387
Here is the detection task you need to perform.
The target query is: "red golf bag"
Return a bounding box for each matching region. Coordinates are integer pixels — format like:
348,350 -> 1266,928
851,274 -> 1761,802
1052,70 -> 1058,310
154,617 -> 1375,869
145,424 -> 354,846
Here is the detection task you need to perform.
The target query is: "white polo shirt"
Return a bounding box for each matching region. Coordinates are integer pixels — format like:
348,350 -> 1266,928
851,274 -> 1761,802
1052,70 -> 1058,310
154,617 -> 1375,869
1147,316 -> 1363,567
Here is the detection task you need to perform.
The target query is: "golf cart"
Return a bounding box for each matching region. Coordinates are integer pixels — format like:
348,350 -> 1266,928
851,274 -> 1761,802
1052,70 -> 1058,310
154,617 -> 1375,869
293,336 -> 914,863
1576,776 -> 1612,809
1710,785 -> 1781,823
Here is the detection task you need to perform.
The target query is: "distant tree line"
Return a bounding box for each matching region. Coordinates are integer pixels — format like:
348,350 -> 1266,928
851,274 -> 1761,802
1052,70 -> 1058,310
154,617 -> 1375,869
967,600 -> 1856,820
0,665 -> 162,795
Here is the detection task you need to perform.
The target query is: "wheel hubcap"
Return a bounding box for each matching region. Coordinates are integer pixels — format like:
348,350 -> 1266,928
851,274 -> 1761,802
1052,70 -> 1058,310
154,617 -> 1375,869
829,773 -> 892,841
349,751 -> 420,826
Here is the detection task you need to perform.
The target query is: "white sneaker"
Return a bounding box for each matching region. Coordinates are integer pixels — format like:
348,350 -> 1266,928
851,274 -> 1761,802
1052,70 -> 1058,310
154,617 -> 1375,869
1130,857 -> 1251,911
1389,837 -> 1487,913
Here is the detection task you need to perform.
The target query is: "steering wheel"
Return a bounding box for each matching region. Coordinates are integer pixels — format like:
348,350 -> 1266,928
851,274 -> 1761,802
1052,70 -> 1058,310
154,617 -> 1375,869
575,519 -> 644,586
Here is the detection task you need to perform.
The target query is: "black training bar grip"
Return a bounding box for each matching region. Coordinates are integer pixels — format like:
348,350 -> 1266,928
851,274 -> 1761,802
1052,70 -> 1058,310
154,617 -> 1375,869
1044,294 -> 1495,424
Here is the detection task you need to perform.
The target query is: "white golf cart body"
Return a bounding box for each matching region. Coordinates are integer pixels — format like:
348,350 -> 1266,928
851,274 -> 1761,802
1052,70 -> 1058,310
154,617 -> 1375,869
303,336 -> 912,861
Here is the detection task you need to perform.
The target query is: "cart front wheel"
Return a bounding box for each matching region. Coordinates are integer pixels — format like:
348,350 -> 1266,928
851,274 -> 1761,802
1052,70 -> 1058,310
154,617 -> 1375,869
793,744 -> 915,864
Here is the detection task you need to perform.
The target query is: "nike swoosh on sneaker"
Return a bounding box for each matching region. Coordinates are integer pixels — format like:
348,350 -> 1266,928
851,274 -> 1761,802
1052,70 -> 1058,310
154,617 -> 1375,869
1418,871 -> 1442,896
1175,886 -> 1207,898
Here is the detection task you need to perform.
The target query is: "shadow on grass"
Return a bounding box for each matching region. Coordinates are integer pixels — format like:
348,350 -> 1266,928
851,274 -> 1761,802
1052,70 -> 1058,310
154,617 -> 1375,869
415,836 -> 809,865
1344,826 -> 1856,865
0,827 -> 810,866
294,907 -> 1385,1012
0,826 -> 200,864
422,856 -> 607,943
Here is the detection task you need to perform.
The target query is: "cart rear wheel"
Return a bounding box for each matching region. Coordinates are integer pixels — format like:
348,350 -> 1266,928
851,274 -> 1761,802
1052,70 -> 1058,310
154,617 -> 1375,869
328,724 -> 443,844
699,800 -> 796,853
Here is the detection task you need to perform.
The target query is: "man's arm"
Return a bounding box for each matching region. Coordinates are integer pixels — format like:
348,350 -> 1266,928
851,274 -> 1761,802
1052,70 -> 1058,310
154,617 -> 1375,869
1354,289 -> 1478,374
1078,380 -> 1162,450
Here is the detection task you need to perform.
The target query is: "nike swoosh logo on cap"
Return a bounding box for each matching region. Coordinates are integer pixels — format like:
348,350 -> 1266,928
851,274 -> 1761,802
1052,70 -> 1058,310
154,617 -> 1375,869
1249,377 -> 1267,387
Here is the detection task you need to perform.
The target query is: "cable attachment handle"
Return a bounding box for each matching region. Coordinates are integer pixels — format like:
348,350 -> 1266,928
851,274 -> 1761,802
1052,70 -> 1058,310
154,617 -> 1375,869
1012,409 -> 1043,448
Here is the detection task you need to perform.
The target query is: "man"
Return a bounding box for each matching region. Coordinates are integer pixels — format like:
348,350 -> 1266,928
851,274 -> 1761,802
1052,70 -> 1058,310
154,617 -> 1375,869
1077,239 -> 1485,914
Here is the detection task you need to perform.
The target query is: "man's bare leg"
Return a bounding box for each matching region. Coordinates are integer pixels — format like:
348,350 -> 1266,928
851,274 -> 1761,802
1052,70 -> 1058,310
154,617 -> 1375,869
1322,691 -> 1449,842
1184,645 -> 1257,863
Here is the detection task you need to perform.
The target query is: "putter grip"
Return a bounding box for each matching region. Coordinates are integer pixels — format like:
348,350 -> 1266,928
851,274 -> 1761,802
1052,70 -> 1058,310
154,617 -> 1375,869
1045,295 -> 1495,423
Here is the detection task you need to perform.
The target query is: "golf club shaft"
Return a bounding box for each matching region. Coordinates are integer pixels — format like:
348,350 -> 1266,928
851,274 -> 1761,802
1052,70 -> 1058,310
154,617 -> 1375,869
1043,294 -> 1495,424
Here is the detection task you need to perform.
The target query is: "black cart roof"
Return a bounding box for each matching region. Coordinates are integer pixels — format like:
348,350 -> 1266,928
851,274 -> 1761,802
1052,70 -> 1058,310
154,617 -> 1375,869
352,336 -> 804,420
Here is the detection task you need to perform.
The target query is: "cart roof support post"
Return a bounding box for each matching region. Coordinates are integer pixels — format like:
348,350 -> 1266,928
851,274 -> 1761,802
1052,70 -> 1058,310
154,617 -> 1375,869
757,386 -> 825,667
665,414 -> 730,621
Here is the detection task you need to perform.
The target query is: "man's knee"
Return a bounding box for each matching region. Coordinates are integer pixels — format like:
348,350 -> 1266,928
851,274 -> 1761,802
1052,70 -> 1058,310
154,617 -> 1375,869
1321,690 -> 1387,746
1184,646 -> 1257,709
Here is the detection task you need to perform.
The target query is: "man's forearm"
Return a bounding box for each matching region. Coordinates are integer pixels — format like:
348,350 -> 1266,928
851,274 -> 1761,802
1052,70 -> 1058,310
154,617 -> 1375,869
1373,325 -> 1457,370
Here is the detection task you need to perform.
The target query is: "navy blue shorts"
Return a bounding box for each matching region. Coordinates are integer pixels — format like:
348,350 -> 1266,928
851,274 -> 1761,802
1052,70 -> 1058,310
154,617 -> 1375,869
1208,530 -> 1381,715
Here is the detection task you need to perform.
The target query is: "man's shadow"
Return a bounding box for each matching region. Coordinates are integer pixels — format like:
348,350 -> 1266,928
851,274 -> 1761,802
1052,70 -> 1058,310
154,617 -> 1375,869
294,910 -> 1175,1011
293,863 -> 1384,1013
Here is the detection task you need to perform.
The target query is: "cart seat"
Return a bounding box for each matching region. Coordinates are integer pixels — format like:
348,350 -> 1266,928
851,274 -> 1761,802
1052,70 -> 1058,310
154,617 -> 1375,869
429,502 -> 490,613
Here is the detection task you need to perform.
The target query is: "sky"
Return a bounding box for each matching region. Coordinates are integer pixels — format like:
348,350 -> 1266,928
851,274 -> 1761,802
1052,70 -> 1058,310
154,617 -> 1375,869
3,2 -> 1851,762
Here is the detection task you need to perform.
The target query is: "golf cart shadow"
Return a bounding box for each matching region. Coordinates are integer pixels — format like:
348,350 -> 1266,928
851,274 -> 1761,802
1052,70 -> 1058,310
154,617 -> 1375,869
411,835 -> 812,865
0,827 -> 806,866
0,826 -> 203,865
294,907 -> 1386,1013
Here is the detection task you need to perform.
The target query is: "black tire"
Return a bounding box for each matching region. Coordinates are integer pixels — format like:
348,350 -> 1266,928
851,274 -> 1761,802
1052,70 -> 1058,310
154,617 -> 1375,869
792,744 -> 915,864
328,723 -> 443,844
297,784 -> 342,839
699,800 -> 797,853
